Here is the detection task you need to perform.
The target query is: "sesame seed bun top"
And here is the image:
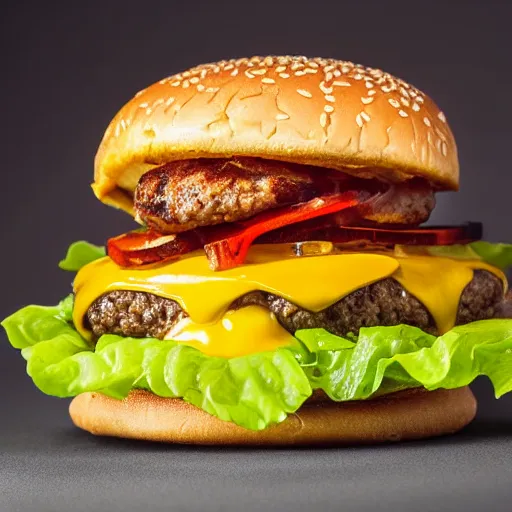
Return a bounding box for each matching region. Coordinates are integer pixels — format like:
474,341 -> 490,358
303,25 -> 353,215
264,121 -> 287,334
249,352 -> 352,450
93,55 -> 459,215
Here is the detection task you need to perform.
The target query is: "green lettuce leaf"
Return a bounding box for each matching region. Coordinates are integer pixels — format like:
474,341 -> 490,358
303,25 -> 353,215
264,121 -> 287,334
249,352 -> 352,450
470,242 -> 512,270
3,293 -> 512,430
296,321 -> 512,400
58,241 -> 106,271
427,241 -> 512,269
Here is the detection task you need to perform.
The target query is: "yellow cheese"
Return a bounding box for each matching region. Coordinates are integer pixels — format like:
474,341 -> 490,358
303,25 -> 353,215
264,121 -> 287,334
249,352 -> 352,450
165,305 -> 296,358
73,244 -> 507,357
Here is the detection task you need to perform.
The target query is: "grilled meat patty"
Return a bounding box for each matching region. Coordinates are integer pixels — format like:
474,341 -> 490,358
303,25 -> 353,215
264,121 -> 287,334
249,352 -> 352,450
85,270 -> 504,340
134,158 -> 436,232
134,158 -> 320,233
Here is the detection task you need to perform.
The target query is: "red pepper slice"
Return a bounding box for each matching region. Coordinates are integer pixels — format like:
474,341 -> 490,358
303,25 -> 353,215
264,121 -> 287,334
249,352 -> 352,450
203,191 -> 362,270
107,230 -> 200,267
108,192 -> 362,269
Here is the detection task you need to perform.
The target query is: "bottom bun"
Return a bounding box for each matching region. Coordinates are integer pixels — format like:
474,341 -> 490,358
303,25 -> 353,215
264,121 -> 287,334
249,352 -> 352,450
69,387 -> 476,446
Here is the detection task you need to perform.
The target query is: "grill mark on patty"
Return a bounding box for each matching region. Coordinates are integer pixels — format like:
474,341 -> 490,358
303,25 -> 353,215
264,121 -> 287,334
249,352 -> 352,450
85,270 -> 504,341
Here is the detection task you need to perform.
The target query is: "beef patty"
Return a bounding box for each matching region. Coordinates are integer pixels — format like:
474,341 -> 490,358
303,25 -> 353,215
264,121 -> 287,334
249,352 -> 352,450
85,270 -> 504,340
134,158 -> 436,232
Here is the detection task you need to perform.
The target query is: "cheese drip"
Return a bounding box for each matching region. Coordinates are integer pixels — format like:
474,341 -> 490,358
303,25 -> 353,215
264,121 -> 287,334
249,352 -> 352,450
166,305 -> 296,357
73,245 -> 506,355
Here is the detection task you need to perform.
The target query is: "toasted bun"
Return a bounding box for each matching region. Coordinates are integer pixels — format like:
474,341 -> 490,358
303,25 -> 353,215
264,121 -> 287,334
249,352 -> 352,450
93,56 -> 459,215
69,387 -> 476,446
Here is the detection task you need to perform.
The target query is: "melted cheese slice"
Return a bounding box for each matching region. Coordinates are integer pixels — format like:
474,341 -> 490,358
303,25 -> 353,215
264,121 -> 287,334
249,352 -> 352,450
166,306 -> 296,358
73,245 -> 506,357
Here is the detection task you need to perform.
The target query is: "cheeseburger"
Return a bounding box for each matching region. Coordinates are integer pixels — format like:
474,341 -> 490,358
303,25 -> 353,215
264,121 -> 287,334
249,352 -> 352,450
4,55 -> 512,445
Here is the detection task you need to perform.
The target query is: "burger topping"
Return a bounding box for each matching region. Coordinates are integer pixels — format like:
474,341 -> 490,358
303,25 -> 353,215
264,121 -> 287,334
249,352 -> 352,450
74,244 -> 507,356
85,270 -> 504,357
108,191 -> 364,270
107,219 -> 483,271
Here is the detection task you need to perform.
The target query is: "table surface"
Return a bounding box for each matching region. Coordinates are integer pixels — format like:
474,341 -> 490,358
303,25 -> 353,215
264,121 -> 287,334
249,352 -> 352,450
3,380 -> 512,512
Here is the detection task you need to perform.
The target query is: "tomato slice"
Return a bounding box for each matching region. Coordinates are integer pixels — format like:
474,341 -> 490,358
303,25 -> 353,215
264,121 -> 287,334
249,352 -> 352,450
203,191 -> 362,270
107,230 -> 200,267
258,222 -> 483,246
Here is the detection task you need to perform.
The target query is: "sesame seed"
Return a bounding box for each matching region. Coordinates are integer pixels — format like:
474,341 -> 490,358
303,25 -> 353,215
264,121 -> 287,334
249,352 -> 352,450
361,111 -> 371,122
206,87 -> 220,93
423,117 -> 431,127
398,109 -> 408,117
308,61 -> 319,68
388,98 -> 400,108
400,87 -> 410,98
291,62 -> 304,71
319,82 -> 333,94
361,96 -> 374,104
416,96 -> 424,104
251,68 -> 267,75
324,105 -> 334,113
182,80 -> 190,88
400,97 -> 410,107
197,84 -> 205,92
230,69 -> 239,76
165,97 -> 175,106
367,89 -> 376,96
139,102 -> 149,108
224,63 -> 234,71
435,127 -> 447,141
279,72 -> 290,78
213,66 -> 221,73
333,81 -> 351,87
438,111 -> 447,123
324,65 -> 335,73
276,65 -> 287,72
297,88 -> 313,98
295,70 -> 307,76
342,65 -> 351,73
354,73 -> 363,80
412,102 -> 420,111
262,77 -> 276,84
441,141 -> 448,157
182,71 -> 191,78
152,98 -> 164,107
171,81 -> 181,87
356,114 -> 363,128
120,119 -> 126,130
304,68 -> 317,74
325,95 -> 335,103
145,107 -> 152,115
365,81 -> 374,88
333,69 -> 341,77
320,112 -> 328,128
381,85 -> 393,93
189,76 -> 199,84
245,70 -> 255,78
275,113 -> 290,121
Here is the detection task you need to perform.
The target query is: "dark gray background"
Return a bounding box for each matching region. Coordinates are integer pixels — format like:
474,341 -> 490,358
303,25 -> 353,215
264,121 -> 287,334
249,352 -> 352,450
1,1 -> 512,511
